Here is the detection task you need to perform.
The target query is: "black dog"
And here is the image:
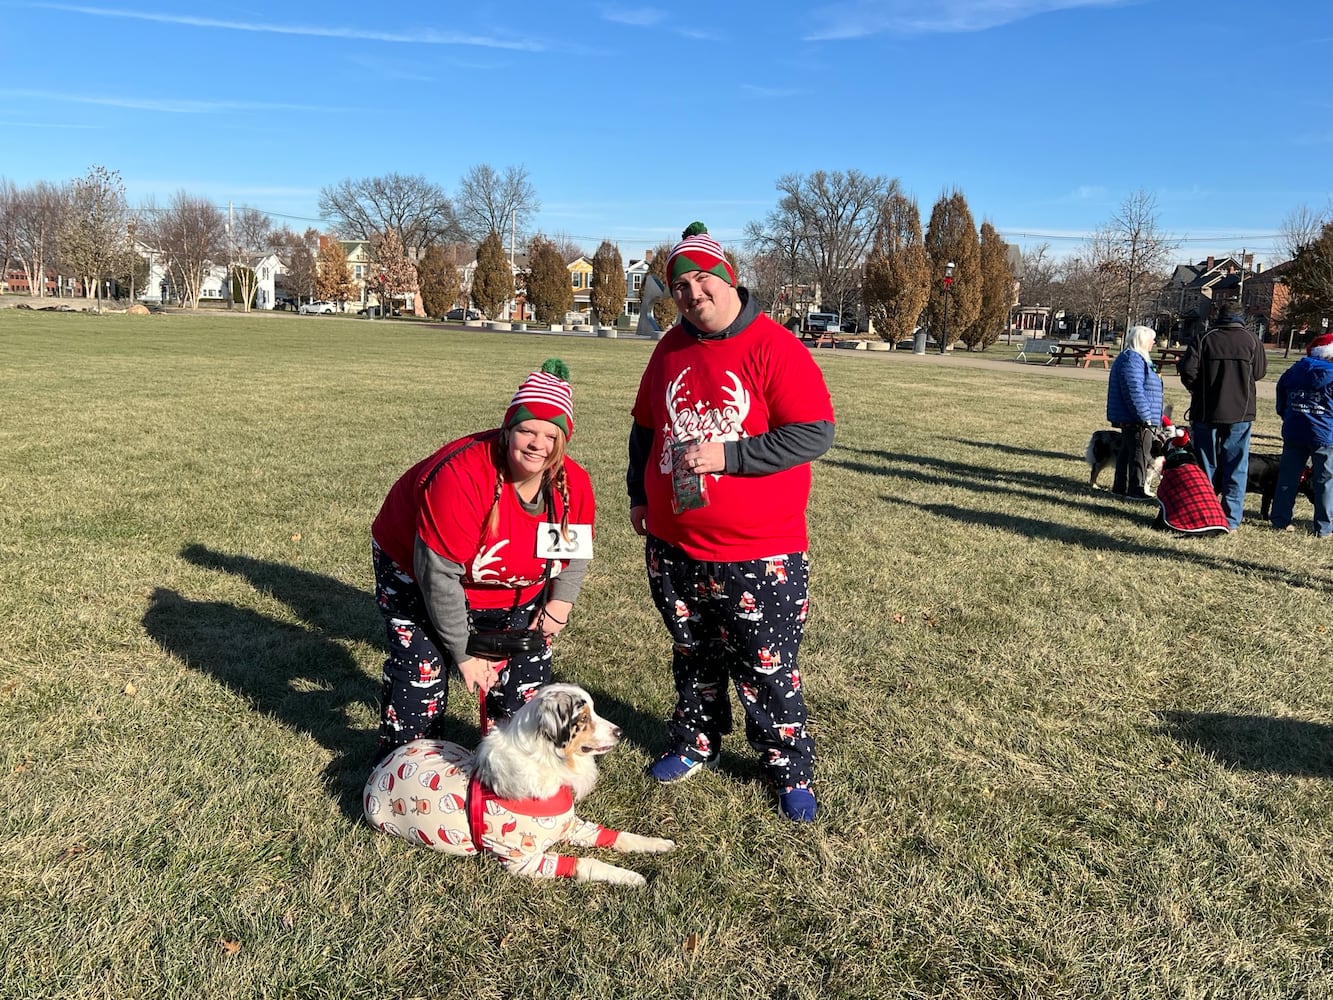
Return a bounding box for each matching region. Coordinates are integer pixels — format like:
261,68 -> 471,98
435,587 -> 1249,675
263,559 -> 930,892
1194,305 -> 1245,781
1246,453 -> 1314,520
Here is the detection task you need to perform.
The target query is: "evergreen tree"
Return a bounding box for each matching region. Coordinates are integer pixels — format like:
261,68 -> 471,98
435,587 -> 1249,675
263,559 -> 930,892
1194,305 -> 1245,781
472,231 -> 512,319
645,242 -> 678,329
861,185 -> 929,345
961,222 -> 1015,351
590,240 -> 627,327
417,244 -> 461,319
315,238 -> 355,306
525,235 -> 573,324
923,189 -> 981,352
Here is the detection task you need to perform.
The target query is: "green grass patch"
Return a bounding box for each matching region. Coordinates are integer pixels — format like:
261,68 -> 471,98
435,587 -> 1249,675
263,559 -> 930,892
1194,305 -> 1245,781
2,311 -> 1331,999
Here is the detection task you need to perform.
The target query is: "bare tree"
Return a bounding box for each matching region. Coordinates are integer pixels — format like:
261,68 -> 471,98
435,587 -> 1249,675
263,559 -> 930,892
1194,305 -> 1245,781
1102,189 -> 1176,331
1286,221 -> 1333,331
860,183 -> 929,345
228,206 -> 275,311
590,240 -> 627,327
59,165 -> 128,311
1018,243 -> 1060,310
0,179 -> 20,281
751,170 -> 890,322
456,164 -> 540,248
546,232 -> 586,265
1279,203 -> 1331,261
150,191 -> 226,309
11,180 -> 70,298
923,188 -> 981,351
275,227 -> 319,305
318,174 -> 460,257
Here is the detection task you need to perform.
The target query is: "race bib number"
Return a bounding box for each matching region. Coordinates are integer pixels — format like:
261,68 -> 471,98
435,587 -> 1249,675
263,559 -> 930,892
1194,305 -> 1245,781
537,523 -> 593,560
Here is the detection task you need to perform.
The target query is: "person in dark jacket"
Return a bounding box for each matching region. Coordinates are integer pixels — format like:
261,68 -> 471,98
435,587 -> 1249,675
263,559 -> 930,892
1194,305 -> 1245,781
1272,332 -> 1333,536
1177,301 -> 1267,530
1105,325 -> 1164,497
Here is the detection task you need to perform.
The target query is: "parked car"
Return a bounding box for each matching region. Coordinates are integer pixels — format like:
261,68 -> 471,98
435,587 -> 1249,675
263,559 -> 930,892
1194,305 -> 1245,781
805,312 -> 840,334
298,300 -> 336,315
356,305 -> 400,317
444,308 -> 483,321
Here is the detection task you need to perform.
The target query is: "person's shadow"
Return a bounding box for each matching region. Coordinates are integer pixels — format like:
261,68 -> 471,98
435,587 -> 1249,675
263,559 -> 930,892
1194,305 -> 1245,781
1154,711 -> 1333,778
142,545 -> 390,819
145,544 -> 678,815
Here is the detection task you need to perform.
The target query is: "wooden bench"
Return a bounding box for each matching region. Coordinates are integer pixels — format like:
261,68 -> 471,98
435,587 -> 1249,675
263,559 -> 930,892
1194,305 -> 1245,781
1016,337 -> 1056,363
801,328 -> 835,348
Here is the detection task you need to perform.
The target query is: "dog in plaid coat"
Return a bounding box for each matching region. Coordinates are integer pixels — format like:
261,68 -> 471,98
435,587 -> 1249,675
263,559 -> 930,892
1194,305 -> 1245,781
1153,449 -> 1230,535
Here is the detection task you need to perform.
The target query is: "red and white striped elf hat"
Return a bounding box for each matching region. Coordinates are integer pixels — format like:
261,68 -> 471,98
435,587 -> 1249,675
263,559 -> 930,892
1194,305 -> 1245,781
504,358 -> 574,438
666,221 -> 735,286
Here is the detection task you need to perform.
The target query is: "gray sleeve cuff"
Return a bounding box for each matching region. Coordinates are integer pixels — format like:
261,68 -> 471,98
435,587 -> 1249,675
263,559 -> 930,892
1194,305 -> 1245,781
413,536 -> 471,665
725,420 -> 835,475
547,558 -> 589,604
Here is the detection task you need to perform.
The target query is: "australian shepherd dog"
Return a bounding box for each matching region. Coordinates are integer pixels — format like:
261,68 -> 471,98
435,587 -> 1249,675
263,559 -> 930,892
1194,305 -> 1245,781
1085,428 -> 1171,491
364,684 -> 674,886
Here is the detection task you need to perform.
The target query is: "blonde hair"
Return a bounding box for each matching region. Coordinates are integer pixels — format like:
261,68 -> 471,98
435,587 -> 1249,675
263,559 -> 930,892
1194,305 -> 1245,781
484,427 -> 571,540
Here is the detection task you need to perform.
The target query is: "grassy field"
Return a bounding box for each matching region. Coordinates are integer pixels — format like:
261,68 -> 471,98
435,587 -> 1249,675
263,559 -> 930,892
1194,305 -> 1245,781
2,311 -> 1331,1000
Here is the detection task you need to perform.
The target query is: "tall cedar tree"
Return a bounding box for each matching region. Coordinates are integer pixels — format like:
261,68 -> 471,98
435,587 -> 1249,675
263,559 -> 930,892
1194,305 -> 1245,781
590,240 -> 627,326
645,242 -> 678,329
961,222 -> 1015,351
471,231 -> 513,319
861,185 -> 929,344
525,235 -> 573,324
371,228 -> 418,314
923,189 -> 981,352
315,238 -> 355,306
60,165 -> 127,312
417,244 -> 461,319
1286,221 -> 1333,332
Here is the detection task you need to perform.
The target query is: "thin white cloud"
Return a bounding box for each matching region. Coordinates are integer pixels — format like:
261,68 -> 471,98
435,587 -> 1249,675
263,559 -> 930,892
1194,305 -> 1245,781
0,88 -> 358,115
803,0 -> 1133,40
26,3 -> 545,51
597,5 -> 667,28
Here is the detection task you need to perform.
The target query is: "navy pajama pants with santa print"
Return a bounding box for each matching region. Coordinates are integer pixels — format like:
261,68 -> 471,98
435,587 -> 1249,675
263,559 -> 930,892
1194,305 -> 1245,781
372,542 -> 550,755
645,535 -> 815,790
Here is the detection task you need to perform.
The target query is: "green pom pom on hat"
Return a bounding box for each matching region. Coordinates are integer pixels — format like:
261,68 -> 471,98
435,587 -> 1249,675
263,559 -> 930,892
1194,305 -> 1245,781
666,221 -> 735,287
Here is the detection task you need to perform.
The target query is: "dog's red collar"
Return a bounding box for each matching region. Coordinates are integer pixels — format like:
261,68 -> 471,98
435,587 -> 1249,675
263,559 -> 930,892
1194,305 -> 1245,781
466,774 -> 575,846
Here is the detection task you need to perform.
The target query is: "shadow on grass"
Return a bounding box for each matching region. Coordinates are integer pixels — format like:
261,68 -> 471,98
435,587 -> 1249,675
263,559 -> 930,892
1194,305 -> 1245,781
1154,711 -> 1333,777
143,586 -> 380,820
151,545 -> 687,808
947,437 -> 1076,463
827,446 -> 1332,594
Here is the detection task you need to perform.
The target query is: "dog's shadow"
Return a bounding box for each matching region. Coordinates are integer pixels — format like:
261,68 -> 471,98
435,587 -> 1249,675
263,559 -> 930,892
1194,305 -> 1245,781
1154,711 -> 1333,778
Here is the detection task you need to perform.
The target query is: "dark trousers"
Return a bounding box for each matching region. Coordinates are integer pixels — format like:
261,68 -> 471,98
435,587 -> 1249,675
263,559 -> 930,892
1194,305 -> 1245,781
1112,423 -> 1155,496
372,543 -> 550,752
645,535 -> 815,790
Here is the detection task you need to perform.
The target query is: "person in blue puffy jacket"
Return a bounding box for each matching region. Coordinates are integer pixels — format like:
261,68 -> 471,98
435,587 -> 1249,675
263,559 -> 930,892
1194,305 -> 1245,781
1272,332 -> 1333,536
1106,325 -> 1164,497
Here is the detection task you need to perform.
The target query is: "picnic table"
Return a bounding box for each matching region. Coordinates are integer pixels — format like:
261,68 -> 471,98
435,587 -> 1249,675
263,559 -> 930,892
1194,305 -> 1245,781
1047,341 -> 1112,369
1156,347 -> 1186,369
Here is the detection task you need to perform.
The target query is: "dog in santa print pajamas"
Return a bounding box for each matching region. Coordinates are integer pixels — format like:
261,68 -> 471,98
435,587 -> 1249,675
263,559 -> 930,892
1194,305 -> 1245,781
628,222 -> 835,823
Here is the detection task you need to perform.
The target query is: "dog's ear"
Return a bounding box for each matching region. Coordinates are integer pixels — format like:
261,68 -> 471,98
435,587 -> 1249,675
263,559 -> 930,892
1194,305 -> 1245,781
537,689 -> 587,748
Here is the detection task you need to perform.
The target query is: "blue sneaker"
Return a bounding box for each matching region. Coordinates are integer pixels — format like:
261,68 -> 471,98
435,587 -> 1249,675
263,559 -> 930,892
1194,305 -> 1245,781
777,787 -> 818,822
647,752 -> 717,784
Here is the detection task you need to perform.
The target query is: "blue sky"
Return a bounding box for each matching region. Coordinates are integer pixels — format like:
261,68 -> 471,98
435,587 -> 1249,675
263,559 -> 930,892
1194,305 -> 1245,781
1,0 -> 1329,267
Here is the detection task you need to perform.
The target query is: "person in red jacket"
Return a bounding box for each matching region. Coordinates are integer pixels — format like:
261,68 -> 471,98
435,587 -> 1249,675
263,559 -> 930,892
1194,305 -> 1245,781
371,360 -> 595,756
627,222 -> 835,822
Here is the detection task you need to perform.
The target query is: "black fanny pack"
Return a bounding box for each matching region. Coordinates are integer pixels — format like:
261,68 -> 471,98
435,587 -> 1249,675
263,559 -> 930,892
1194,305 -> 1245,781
466,628 -> 545,660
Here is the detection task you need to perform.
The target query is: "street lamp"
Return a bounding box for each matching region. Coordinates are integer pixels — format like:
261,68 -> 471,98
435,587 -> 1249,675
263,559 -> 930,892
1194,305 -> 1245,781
940,260 -> 955,355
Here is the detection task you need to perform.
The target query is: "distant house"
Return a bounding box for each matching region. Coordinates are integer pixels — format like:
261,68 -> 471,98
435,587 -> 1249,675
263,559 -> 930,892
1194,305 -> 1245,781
252,252 -> 286,310
624,255 -> 652,321
567,255 -> 593,321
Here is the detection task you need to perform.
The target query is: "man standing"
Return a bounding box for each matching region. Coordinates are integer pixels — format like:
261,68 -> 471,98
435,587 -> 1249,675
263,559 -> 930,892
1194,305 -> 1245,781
627,222 -> 835,822
1177,301 -> 1267,530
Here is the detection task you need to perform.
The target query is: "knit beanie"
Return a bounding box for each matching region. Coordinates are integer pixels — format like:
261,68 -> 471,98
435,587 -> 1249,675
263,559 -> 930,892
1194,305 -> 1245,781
504,358 -> 574,438
1307,333 -> 1333,360
666,222 -> 736,286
